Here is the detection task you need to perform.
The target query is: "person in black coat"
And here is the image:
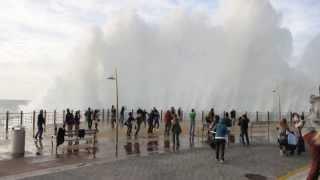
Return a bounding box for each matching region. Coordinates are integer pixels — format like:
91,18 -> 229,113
35,110 -> 46,140
135,108 -> 144,136
125,112 -> 134,136
238,113 -> 250,146
65,109 -> 74,132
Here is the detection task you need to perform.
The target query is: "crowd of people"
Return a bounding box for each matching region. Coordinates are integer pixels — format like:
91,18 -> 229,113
32,106 -> 319,179
276,112 -> 320,180
34,108 -> 101,141
123,107 -> 182,149
277,113 -> 306,156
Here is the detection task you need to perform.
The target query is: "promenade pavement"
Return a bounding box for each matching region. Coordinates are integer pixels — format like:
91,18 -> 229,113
8,144 -> 311,180
0,121 -> 311,180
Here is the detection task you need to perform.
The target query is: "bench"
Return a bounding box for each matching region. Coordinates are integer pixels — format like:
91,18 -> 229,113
51,129 -> 98,154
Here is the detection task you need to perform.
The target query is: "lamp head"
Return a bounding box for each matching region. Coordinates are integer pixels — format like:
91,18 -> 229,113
107,76 -> 116,80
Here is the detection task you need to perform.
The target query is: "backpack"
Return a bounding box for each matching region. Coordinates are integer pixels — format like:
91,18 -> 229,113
278,129 -> 287,144
287,132 -> 297,145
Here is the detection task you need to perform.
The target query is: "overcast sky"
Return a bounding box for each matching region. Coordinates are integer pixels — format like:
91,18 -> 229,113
0,0 -> 319,101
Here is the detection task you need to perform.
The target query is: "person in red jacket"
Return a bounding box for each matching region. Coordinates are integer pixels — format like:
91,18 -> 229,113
303,127 -> 320,180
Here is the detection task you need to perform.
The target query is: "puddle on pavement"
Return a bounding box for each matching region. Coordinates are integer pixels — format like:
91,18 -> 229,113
121,134 -> 202,157
245,173 -> 268,180
0,125 -> 205,164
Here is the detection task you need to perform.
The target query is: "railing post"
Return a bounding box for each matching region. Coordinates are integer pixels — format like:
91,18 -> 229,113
62,110 -> 66,124
267,111 -> 270,143
44,110 -> 47,131
290,112 -> 293,126
201,111 -> 204,123
160,110 -> 163,123
256,111 -> 259,122
102,109 -> 105,122
250,123 -> 253,143
107,109 -> 110,124
20,110 -> 23,126
5,111 -> 9,140
54,110 -> 57,135
201,111 -> 204,142
32,110 -> 36,137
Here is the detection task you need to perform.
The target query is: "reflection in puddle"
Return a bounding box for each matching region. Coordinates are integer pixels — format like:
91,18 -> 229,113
147,140 -> 158,153
164,136 -> 170,150
134,142 -> 140,154
124,137 -> 140,155
124,142 -> 133,155
146,134 -> 159,153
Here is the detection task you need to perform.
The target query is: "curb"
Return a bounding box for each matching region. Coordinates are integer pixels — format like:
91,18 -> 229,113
277,165 -> 309,180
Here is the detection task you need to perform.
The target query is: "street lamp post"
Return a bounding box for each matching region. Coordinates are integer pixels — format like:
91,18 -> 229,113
107,68 -> 119,157
272,90 -> 281,120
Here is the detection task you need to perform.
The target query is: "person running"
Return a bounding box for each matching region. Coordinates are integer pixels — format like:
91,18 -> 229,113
120,106 -> 125,127
164,110 -> 172,136
125,112 -> 134,136
85,107 -> 93,129
215,116 -> 228,163
189,109 -> 196,144
147,109 -> 154,134
111,105 -> 116,128
153,107 -> 160,130
171,114 -> 182,149
135,108 -> 143,136
93,109 -> 100,131
35,110 -> 46,140
238,113 -> 250,146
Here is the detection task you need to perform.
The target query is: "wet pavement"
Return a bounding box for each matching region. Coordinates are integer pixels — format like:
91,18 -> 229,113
0,121 -> 206,178
0,120 -> 307,179
18,144 -> 310,180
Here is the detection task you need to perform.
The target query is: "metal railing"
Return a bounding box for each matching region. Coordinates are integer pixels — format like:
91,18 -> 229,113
0,109 -> 308,143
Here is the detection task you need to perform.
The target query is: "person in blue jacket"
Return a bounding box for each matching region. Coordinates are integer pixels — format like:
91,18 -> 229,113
215,116 -> 229,163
